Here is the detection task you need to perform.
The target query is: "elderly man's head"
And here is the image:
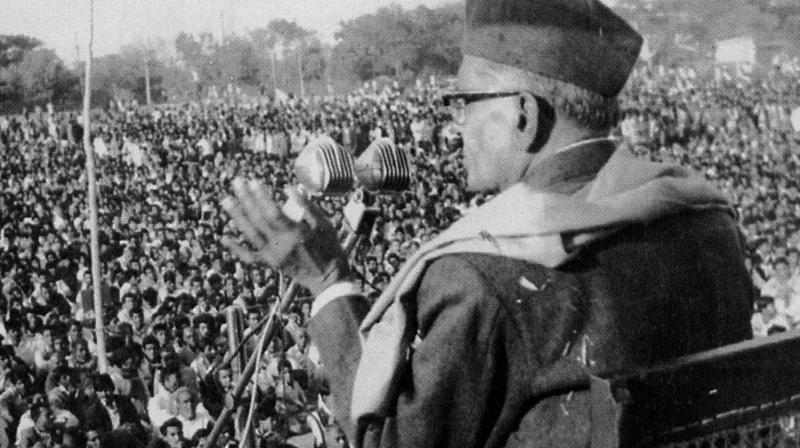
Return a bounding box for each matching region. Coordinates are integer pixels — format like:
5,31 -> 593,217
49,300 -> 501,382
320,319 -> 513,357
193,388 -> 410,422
174,387 -> 197,420
448,0 -> 641,192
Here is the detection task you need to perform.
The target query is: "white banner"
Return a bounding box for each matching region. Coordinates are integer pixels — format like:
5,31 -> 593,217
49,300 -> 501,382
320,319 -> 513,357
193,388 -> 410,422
791,107 -> 800,133
93,136 -> 108,158
123,140 -> 144,166
715,36 -> 756,65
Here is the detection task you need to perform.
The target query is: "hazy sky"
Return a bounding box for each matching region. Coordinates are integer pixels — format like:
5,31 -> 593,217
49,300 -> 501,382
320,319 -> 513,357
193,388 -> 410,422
0,0 -> 616,65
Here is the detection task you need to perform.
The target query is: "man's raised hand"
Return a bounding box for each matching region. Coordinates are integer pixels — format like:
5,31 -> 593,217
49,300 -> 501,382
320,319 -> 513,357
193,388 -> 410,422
221,178 -> 348,296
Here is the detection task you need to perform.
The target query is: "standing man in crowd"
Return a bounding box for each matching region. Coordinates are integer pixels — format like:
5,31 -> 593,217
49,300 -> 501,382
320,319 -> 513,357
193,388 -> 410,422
224,1 -> 753,447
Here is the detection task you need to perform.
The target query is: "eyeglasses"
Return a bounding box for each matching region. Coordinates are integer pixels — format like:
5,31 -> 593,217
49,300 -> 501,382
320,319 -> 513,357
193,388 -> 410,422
442,91 -> 522,125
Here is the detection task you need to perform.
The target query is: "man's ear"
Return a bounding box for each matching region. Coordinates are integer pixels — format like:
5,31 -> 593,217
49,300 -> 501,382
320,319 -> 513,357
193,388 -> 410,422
518,92 -> 556,154
517,92 -> 538,136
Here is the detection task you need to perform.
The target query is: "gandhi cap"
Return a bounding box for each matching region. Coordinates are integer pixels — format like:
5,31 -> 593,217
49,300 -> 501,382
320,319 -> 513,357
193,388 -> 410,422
463,0 -> 643,98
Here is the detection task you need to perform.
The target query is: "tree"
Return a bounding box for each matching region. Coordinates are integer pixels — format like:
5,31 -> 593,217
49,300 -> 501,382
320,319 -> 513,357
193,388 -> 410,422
15,49 -> 77,104
301,38 -> 327,82
334,5 -> 418,80
0,35 -> 43,67
218,35 -> 261,87
264,19 -> 315,95
120,43 -> 158,105
175,32 -> 219,90
175,32 -> 261,96
332,3 -> 463,83
0,36 -> 80,111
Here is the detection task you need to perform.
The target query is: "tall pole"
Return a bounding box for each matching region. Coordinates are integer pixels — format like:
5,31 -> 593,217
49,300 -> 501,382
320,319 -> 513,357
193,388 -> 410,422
144,57 -> 152,106
220,9 -> 225,43
82,0 -> 108,374
74,32 -> 80,69
298,41 -> 305,98
271,49 -> 279,93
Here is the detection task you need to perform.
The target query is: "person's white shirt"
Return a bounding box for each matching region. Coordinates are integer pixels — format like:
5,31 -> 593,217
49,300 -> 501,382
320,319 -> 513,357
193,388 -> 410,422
763,275 -> 800,323
177,404 -> 212,439
14,411 -> 34,446
158,285 -> 179,301
147,387 -> 175,429
286,343 -> 321,372
752,310 -> 791,337
197,137 -> 213,157
190,303 -> 218,318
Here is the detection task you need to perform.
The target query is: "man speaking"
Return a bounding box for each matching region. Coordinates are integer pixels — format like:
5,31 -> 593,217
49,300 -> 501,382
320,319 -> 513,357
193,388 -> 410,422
222,0 -> 753,446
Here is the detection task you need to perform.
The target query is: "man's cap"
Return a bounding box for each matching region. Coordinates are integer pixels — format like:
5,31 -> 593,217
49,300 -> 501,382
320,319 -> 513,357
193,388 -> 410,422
463,0 -> 642,98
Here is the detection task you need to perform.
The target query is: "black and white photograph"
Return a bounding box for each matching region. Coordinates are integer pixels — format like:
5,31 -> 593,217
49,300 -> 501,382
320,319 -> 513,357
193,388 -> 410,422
1,0 -> 800,446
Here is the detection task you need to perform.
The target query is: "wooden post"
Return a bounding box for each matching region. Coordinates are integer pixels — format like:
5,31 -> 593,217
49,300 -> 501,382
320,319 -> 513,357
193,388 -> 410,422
144,57 -> 152,106
271,50 -> 279,94
298,41 -> 305,98
82,0 -> 108,374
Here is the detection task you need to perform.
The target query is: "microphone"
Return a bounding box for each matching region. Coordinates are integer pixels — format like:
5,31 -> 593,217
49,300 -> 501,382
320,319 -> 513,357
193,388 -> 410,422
290,137 -> 413,240
293,137 -> 413,194
354,138 -> 412,192
293,136 -> 356,194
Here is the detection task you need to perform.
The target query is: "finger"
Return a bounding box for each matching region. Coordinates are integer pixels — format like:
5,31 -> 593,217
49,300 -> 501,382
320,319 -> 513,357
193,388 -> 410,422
221,196 -> 268,248
233,178 -> 286,235
247,180 -> 291,231
221,236 -> 264,266
285,185 -> 324,229
282,186 -> 313,225
231,178 -> 267,228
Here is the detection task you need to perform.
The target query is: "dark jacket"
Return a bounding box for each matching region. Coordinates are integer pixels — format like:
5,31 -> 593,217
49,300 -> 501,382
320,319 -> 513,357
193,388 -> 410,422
310,208 -> 753,448
82,399 -> 113,434
82,396 -> 140,434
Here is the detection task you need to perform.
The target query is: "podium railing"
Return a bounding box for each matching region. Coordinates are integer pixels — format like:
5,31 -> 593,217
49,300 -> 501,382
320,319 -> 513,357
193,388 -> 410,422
610,331 -> 800,447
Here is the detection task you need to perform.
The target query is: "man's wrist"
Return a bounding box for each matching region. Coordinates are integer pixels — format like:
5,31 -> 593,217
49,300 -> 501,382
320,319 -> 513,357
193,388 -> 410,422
306,257 -> 350,297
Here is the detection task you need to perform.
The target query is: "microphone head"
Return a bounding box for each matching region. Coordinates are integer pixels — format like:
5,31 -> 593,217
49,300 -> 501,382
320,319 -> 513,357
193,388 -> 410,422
294,137 -> 355,194
354,138 -> 412,192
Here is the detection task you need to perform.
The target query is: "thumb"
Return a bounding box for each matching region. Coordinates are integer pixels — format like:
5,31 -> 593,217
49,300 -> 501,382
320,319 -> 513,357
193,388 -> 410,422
283,186 -> 326,229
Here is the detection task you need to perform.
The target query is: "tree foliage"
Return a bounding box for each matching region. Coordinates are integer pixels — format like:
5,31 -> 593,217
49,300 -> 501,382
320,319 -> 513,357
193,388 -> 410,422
0,36 -> 80,111
332,3 -> 463,82
6,0 -> 800,111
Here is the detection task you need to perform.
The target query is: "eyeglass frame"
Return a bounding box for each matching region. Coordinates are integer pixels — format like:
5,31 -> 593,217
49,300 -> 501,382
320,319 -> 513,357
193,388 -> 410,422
442,90 -> 533,125
441,90 -> 557,152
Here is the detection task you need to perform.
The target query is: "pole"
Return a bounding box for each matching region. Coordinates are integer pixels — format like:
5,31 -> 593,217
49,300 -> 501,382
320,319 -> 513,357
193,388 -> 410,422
82,0 -> 107,374
220,9 -> 225,43
144,57 -> 152,106
298,41 -> 305,98
271,49 -> 279,94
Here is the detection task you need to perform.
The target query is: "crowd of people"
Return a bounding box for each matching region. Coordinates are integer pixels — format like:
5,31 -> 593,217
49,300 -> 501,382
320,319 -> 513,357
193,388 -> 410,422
614,66 -> 800,338
0,64 -> 798,447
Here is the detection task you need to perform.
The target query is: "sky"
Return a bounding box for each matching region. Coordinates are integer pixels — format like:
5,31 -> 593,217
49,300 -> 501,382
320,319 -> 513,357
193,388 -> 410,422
0,0 -> 616,65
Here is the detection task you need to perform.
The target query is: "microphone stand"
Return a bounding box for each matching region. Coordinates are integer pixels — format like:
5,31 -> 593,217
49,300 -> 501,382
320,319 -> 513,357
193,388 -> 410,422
205,212 -> 363,448
205,279 -> 298,448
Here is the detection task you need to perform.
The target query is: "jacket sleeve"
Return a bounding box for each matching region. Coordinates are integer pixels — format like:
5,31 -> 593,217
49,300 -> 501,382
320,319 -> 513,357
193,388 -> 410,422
309,255 -> 505,448
372,255 -> 503,448
307,293 -> 371,443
